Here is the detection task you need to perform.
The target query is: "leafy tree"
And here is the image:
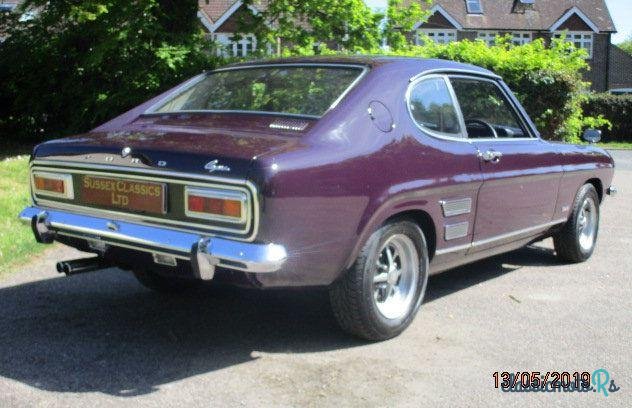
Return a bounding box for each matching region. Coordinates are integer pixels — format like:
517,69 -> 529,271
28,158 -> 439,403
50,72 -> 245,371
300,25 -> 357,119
238,0 -> 383,53
237,0 -> 431,53
0,0 -> 221,141
618,37 -> 632,56
383,0 -> 431,51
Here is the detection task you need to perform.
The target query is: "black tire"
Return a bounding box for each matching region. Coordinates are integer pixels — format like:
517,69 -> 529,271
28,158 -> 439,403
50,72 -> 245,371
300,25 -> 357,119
132,269 -> 196,294
329,219 -> 429,341
553,184 -> 600,263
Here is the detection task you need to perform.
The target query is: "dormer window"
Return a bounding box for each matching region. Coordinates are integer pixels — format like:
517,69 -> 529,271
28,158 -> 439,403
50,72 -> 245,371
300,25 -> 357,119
513,0 -> 535,13
466,0 -> 483,14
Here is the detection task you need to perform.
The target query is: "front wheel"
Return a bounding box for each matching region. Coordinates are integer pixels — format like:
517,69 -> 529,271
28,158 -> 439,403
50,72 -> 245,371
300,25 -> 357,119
329,220 -> 429,341
553,184 -> 600,263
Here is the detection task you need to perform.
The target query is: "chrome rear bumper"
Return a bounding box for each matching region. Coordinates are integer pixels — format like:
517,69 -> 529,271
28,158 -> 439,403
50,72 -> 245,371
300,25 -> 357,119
19,206 -> 287,280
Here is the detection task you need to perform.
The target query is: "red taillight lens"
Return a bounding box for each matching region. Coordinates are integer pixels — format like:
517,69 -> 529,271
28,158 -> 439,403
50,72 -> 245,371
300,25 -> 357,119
187,194 -> 243,219
34,176 -> 65,194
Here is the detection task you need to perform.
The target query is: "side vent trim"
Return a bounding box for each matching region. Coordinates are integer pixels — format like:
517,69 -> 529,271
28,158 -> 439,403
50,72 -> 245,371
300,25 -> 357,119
444,222 -> 469,241
440,197 -> 472,217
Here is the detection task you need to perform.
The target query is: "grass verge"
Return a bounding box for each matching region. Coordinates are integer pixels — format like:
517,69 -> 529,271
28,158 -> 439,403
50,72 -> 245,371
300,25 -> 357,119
597,141 -> 632,150
0,156 -> 46,276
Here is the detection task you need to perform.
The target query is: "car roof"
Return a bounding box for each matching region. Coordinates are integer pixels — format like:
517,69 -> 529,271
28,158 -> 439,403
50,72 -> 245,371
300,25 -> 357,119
224,55 -> 500,79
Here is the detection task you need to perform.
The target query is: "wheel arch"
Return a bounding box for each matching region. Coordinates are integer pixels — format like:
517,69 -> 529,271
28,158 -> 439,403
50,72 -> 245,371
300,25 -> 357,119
383,210 -> 436,261
586,178 -> 603,203
343,206 -> 438,272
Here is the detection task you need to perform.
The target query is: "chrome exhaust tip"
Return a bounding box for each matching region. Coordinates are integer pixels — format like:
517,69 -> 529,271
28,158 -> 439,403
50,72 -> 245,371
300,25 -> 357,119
56,257 -> 109,276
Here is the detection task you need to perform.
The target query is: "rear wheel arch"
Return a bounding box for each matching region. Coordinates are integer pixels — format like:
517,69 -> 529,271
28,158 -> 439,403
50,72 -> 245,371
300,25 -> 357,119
383,210 -> 436,261
345,207 -> 438,273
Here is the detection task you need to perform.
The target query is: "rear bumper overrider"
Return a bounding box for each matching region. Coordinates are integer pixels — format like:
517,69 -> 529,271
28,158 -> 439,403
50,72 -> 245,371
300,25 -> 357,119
19,206 -> 287,280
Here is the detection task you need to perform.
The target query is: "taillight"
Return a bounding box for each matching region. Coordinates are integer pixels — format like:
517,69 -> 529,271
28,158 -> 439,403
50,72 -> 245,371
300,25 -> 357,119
32,172 -> 74,199
184,187 -> 247,223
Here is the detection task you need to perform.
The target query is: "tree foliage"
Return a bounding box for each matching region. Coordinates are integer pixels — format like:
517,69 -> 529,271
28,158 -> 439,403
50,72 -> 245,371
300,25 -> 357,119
238,0 -> 383,53
237,0 -> 431,54
0,0 -> 221,141
0,2 -> 606,143
383,0 -> 430,51
618,37 -> 632,56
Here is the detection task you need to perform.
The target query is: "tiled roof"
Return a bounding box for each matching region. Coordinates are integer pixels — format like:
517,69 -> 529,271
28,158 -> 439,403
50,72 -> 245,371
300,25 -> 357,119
198,0 -> 237,23
411,0 -> 616,32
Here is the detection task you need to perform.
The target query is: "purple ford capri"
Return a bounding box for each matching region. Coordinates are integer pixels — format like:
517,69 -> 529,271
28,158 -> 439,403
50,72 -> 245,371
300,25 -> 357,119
20,57 -> 616,340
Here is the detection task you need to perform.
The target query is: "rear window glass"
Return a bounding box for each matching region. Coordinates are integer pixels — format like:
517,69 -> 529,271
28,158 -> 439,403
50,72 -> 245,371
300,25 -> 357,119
152,66 -> 364,117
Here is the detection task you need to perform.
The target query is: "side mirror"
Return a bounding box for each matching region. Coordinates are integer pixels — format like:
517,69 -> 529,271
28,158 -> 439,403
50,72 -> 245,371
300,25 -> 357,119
582,129 -> 602,144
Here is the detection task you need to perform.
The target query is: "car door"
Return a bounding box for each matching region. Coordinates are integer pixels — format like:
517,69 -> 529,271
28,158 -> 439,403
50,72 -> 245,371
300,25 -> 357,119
447,75 -> 564,252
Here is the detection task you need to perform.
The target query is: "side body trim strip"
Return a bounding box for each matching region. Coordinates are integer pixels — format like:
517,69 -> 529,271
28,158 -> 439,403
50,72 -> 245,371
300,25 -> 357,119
435,218 -> 567,256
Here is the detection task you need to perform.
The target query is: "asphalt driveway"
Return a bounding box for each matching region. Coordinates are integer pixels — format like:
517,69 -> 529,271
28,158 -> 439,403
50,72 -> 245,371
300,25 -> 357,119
0,151 -> 630,407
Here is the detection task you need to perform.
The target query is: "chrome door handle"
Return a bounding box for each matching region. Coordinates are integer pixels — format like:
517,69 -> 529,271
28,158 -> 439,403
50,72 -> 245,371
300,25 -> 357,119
478,149 -> 502,163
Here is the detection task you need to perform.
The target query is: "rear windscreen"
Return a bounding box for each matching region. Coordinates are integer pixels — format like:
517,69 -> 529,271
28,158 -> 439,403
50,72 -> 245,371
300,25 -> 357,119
153,65 -> 365,117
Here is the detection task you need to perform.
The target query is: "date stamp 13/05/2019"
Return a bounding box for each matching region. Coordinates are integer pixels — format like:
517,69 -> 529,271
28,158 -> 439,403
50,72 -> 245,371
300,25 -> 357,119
493,369 -> 621,397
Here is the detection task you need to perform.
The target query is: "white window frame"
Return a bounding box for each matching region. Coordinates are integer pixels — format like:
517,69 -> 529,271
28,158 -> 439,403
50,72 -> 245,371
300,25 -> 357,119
511,32 -> 532,46
554,31 -> 593,58
416,29 -> 458,45
477,31 -> 532,47
213,33 -> 257,57
466,0 -> 483,14
477,31 -> 499,46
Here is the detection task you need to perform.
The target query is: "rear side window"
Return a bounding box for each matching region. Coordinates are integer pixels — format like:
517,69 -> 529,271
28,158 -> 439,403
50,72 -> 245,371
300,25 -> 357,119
408,77 -> 462,136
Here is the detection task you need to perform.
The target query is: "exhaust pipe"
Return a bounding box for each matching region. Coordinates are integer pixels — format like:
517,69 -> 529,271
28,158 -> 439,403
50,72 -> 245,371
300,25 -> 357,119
56,257 -> 110,276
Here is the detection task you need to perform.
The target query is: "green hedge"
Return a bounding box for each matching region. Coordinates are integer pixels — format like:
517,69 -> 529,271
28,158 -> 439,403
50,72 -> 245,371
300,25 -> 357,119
583,93 -> 632,142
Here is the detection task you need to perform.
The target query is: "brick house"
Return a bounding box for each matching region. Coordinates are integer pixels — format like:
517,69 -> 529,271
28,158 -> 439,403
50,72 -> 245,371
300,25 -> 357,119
412,0 -> 631,92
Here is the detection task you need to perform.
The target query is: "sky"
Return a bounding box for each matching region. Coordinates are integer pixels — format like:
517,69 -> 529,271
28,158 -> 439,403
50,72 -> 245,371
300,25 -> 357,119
364,0 -> 631,44
606,0 -> 632,43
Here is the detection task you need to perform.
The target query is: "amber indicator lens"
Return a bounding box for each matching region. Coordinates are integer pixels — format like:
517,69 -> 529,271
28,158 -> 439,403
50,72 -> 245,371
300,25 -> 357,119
187,195 -> 242,219
34,175 -> 65,194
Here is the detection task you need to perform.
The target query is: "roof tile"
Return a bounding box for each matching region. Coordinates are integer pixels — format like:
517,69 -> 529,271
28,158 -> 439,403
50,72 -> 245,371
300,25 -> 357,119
412,0 -> 616,32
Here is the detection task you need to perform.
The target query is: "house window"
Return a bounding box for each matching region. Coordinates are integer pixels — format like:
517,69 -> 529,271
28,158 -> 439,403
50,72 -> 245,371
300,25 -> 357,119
511,32 -> 532,46
417,29 -> 457,45
213,33 -> 257,57
477,31 -> 532,46
466,0 -> 483,14
554,32 -> 593,58
477,31 -> 498,46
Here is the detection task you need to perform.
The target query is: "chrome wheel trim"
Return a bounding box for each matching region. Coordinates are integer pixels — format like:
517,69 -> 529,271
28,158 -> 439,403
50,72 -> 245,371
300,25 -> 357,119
373,234 -> 419,320
577,197 -> 597,252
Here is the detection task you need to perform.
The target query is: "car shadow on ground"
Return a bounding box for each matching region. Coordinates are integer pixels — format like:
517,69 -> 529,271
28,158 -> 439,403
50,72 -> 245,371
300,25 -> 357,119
0,244 -> 560,396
